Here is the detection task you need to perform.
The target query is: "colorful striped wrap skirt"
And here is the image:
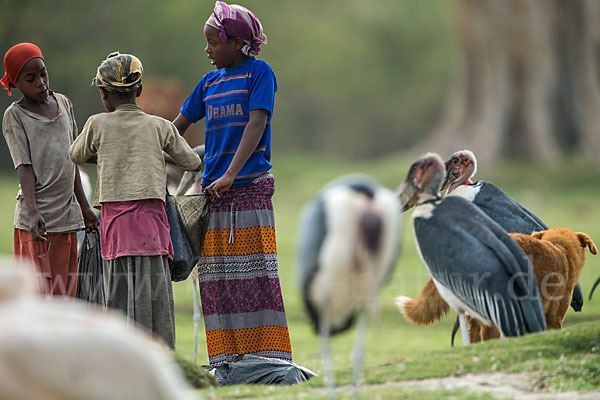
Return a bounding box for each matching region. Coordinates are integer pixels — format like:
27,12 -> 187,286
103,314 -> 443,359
199,173 -> 293,366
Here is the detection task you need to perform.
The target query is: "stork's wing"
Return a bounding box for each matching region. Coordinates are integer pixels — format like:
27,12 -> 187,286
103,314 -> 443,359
414,196 -> 546,337
478,182 -> 585,311
571,282 -> 584,311
296,174 -> 382,288
296,195 -> 328,331
476,182 -> 548,233
297,197 -> 326,289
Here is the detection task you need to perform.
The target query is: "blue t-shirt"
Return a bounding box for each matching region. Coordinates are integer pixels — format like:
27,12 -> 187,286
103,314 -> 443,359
180,56 -> 277,186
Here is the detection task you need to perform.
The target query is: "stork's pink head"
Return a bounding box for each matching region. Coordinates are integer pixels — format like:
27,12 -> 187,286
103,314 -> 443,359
397,153 -> 445,212
441,150 -> 477,194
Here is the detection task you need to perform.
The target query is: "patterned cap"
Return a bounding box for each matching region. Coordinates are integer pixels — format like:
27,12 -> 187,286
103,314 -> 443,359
92,52 -> 143,93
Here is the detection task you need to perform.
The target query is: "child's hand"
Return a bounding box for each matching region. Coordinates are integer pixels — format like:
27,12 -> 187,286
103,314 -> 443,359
204,174 -> 235,198
30,213 -> 47,242
82,207 -> 100,233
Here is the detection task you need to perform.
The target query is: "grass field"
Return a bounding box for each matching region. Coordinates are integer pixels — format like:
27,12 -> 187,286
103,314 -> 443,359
2,152 -> 599,399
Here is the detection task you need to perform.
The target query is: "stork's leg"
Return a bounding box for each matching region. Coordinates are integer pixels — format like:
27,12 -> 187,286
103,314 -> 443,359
458,312 -> 470,346
192,267 -> 201,363
320,311 -> 336,400
351,312 -> 368,400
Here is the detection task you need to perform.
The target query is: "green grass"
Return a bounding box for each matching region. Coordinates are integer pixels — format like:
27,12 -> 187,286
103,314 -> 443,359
373,322 -> 600,390
173,352 -> 218,388
2,152 -> 600,399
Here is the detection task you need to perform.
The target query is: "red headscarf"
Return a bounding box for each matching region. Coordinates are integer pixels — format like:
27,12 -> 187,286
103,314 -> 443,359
1,43 -> 44,96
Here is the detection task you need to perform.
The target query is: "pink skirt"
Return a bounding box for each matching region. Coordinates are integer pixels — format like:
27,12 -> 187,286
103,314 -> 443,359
100,199 -> 174,260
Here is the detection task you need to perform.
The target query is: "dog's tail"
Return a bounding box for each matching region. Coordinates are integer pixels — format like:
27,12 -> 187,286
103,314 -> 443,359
395,277 -> 449,325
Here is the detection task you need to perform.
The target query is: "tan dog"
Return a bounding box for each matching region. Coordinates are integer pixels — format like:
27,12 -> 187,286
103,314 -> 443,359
394,277 -> 449,326
396,227 -> 597,342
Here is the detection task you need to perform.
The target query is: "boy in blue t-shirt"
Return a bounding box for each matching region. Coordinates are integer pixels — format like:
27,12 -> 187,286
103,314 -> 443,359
172,1 -> 293,368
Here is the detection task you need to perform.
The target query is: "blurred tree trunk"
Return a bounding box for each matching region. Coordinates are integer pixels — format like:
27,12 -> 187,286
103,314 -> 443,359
427,0 -> 600,165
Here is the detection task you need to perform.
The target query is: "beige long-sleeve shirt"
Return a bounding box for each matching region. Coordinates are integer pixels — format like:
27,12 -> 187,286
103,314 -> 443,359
69,104 -> 201,208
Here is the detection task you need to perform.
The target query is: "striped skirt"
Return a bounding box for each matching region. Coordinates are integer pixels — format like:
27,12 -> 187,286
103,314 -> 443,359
199,173 -> 292,366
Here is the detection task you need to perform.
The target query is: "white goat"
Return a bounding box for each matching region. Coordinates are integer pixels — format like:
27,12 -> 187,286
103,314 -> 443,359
0,259 -> 195,400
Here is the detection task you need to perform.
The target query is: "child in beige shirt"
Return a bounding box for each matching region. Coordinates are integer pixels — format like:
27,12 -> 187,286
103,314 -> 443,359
70,52 -> 201,348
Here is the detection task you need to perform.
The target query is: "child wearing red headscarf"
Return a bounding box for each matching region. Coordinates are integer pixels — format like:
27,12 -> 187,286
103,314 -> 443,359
1,43 -> 99,297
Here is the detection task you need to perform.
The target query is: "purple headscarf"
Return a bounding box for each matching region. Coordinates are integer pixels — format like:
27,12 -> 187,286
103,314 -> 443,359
205,1 -> 267,56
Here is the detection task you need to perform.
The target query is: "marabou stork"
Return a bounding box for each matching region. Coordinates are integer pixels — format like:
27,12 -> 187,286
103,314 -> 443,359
398,153 -> 546,346
297,174 -> 401,398
442,150 -> 583,312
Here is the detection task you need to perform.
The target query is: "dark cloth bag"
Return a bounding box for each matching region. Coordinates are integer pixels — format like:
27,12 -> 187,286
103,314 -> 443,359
208,355 -> 317,386
76,230 -> 106,306
165,193 -> 210,282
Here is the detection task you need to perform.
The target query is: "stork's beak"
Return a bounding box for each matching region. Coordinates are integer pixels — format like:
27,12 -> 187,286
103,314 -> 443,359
441,173 -> 460,194
175,145 -> 205,196
175,171 -> 199,195
193,144 -> 205,159
440,160 -> 455,192
397,179 -> 419,212
446,181 -> 463,194
440,175 -> 451,192
441,165 -> 465,194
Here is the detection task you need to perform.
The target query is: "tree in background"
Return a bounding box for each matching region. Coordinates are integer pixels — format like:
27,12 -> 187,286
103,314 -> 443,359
0,0 -> 455,167
8,1 -> 598,166
427,0 -> 600,165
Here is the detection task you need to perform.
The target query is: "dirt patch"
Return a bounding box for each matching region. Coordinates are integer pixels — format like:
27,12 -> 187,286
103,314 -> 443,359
317,372 -> 600,399
390,372 -> 534,397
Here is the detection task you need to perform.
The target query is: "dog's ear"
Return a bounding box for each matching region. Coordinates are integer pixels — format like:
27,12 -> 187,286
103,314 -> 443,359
532,231 -> 545,239
577,232 -> 598,255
